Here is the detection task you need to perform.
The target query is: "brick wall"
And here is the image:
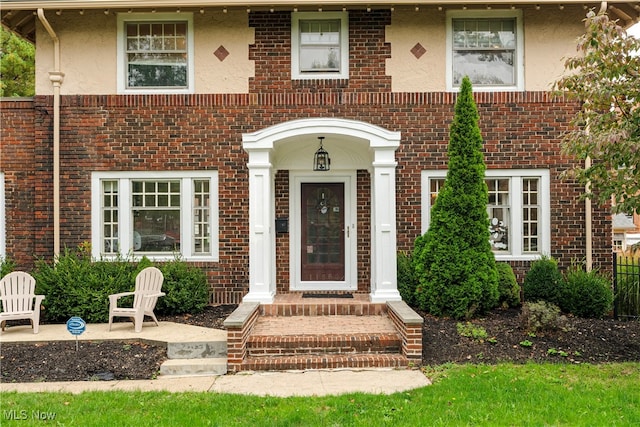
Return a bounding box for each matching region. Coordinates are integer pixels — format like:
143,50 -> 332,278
356,170 -> 371,292
249,10 -> 391,94
275,170 -> 290,292
0,100 -> 37,269
0,92 -> 612,302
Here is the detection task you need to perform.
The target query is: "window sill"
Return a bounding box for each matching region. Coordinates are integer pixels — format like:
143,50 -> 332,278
119,88 -> 194,95
494,254 -> 544,262
101,254 -> 219,263
447,85 -> 524,93
292,78 -> 349,89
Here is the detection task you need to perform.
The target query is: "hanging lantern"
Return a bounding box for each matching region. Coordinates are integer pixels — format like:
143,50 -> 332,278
313,136 -> 331,171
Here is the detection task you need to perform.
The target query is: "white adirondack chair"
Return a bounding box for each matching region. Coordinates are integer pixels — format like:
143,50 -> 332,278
0,271 -> 45,334
108,266 -> 165,332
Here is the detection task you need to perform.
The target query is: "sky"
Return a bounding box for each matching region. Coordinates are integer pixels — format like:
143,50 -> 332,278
629,22 -> 640,38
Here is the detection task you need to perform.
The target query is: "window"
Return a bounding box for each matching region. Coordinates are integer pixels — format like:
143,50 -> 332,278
446,10 -> 524,91
613,235 -> 624,252
292,12 -> 349,80
486,178 -> 510,251
117,13 -> 194,93
421,169 -> 550,260
92,171 -> 218,261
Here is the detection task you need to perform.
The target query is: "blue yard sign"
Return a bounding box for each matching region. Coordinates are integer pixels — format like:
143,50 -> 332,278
66,316 -> 86,335
66,316 -> 86,351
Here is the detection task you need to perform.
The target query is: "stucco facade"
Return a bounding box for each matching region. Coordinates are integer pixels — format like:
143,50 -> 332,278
35,10 -> 255,94
31,5 -> 585,95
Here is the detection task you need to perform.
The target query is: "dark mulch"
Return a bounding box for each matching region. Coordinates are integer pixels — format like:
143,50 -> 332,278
0,341 -> 166,383
0,305 -> 236,384
420,308 -> 640,365
1,305 -> 638,383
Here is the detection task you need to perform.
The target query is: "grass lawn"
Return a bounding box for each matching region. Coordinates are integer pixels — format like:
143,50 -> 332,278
1,363 -> 638,426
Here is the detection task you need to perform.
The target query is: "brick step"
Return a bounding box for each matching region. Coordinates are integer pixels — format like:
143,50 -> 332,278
247,333 -> 402,357
241,353 -> 410,371
260,300 -> 387,317
224,300 -> 424,374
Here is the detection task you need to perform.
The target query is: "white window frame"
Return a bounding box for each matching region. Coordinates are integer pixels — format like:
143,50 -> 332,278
91,171 -> 219,261
0,172 -> 5,258
421,169 -> 550,261
116,12 -> 195,94
291,12 -> 349,80
446,9 -> 524,92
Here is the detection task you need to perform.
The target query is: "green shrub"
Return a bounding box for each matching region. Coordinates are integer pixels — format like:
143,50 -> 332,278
496,262 -> 521,308
562,264 -> 613,318
397,251 -> 416,306
520,301 -> 568,333
522,255 -> 564,306
156,257 -> 209,315
31,245 -> 210,322
1,256 -> 16,278
33,248 -> 136,323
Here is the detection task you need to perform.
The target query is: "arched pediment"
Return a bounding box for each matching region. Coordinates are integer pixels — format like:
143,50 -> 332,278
242,118 -> 401,151
242,118 -> 401,171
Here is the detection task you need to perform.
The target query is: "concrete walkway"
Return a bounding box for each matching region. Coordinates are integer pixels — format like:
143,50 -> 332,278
0,369 -> 430,396
0,322 -> 430,396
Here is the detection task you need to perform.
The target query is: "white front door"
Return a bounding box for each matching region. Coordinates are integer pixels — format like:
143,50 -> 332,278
291,173 -> 357,291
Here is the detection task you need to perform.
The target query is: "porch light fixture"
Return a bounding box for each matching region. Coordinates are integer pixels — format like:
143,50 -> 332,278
313,137 -> 331,171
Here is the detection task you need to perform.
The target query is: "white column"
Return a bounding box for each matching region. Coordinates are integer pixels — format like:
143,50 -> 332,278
242,150 -> 275,303
370,147 -> 401,302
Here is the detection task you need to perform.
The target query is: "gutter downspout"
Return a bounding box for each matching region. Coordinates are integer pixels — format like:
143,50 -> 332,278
37,9 -> 64,260
585,156 -> 593,271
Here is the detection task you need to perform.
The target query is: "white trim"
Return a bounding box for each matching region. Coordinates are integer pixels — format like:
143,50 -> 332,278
446,9 -> 524,92
421,169 -> 550,261
116,12 -> 195,94
243,118 -> 401,302
370,158 -> 401,301
243,118 -> 401,150
242,157 -> 276,303
0,172 -> 5,258
291,12 -> 349,80
290,172 -> 357,291
91,170 -> 219,261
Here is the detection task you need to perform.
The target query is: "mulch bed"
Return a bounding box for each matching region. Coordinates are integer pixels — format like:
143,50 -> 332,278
420,308 -> 640,365
1,305 -> 638,383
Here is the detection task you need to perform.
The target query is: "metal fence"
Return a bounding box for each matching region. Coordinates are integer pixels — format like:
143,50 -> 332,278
613,254 -> 640,320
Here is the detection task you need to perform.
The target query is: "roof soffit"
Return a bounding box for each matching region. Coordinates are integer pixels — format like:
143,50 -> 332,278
2,1 -> 639,43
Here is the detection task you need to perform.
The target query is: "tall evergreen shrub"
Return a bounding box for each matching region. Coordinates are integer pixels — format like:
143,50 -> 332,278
412,77 -> 499,319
